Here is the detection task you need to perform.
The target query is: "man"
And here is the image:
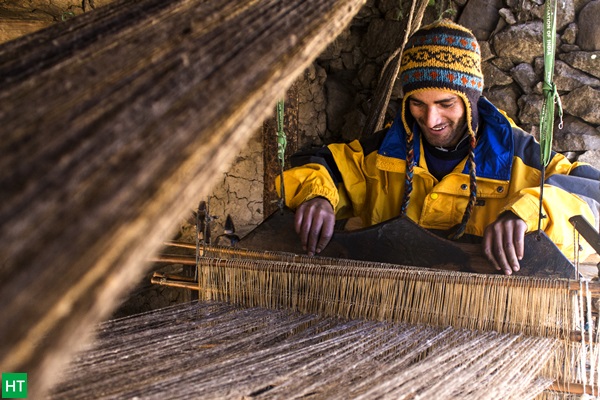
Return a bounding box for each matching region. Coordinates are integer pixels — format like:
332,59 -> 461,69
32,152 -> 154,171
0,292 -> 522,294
277,19 -> 600,275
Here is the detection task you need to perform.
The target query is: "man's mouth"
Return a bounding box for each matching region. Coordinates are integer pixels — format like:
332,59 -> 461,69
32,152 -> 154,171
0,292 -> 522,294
431,125 -> 448,132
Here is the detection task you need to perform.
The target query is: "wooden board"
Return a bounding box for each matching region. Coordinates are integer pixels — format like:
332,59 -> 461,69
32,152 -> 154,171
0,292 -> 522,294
240,209 -> 578,279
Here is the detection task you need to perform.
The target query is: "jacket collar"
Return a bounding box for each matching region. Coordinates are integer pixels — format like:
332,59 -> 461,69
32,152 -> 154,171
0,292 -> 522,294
377,97 -> 514,181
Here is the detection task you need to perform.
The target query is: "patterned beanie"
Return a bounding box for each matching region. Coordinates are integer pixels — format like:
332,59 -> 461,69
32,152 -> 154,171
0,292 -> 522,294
399,19 -> 483,137
398,20 -> 483,240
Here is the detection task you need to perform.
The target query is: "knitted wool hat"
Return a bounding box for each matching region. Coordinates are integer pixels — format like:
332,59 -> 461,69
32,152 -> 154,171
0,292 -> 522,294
399,19 -> 483,137
398,20 -> 483,239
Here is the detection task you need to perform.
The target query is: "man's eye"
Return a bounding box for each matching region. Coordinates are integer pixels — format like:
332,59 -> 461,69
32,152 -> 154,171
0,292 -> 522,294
441,102 -> 454,108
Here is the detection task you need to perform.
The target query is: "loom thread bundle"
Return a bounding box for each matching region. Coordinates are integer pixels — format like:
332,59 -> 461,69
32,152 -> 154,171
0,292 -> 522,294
51,301 -> 559,400
192,245 -> 599,397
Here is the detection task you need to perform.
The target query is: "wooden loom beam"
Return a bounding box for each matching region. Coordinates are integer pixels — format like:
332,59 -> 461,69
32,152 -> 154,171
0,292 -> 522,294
154,269 -> 600,346
152,248 -> 600,295
0,0 -> 366,397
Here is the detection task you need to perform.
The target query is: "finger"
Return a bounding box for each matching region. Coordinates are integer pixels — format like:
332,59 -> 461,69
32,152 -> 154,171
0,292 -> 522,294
300,220 -> 313,252
492,229 -> 512,275
315,213 -> 335,254
294,204 -> 305,235
306,214 -> 323,256
502,228 -> 520,273
483,228 -> 501,271
514,220 -> 527,261
297,207 -> 313,252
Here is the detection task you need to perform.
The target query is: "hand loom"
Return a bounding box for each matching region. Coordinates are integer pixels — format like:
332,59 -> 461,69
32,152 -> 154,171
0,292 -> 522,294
140,205 -> 600,399
1,0 -> 599,398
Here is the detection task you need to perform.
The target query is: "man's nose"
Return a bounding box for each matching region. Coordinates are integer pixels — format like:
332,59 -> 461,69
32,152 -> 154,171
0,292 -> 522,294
425,107 -> 441,126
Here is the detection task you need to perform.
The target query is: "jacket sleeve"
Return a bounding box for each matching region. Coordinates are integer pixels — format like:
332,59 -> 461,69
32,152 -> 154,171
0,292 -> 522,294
276,130 -> 387,213
502,155 -> 600,259
545,163 -> 600,226
276,161 -> 340,210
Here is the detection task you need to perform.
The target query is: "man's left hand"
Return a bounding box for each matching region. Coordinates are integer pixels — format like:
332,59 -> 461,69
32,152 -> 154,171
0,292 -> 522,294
482,212 -> 527,275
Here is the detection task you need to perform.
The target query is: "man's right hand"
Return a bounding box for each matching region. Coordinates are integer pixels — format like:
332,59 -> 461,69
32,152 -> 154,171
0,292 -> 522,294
482,212 -> 527,276
294,197 -> 335,256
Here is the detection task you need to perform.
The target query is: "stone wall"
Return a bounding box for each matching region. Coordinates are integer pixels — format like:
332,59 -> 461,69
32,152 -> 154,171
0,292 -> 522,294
477,0 -> 600,166
311,0 -> 600,167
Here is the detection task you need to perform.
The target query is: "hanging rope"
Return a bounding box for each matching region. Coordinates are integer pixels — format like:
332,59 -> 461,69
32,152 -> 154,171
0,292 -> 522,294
537,0 -> 563,234
276,99 -> 287,212
360,0 -> 429,137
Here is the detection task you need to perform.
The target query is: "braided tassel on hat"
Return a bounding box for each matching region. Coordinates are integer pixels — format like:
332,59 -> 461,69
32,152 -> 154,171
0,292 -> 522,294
398,19 -> 483,239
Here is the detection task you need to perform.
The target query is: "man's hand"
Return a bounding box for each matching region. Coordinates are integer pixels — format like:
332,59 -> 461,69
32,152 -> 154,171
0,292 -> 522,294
294,197 -> 335,256
483,212 -> 528,275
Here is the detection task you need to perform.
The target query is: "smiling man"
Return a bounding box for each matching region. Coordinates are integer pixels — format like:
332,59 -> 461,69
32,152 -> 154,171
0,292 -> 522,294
277,19 -> 600,275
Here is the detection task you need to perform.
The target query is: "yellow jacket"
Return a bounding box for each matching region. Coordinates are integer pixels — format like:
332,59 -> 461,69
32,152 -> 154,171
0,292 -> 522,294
279,98 -> 600,261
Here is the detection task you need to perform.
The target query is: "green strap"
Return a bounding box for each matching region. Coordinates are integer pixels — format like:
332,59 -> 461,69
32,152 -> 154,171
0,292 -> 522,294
539,0 -> 563,167
538,0 -> 563,232
276,100 -> 287,211
276,100 -> 287,166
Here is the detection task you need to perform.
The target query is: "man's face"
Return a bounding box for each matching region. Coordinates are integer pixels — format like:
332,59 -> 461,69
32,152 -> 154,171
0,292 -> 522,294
408,89 -> 468,148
